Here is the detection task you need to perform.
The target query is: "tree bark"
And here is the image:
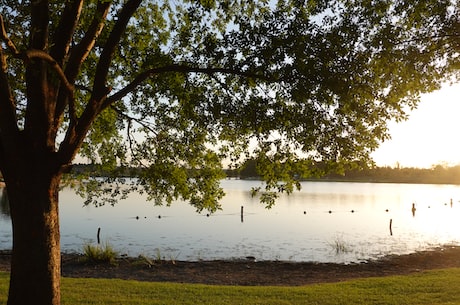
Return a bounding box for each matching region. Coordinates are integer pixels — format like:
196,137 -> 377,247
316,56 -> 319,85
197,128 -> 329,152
5,163 -> 62,305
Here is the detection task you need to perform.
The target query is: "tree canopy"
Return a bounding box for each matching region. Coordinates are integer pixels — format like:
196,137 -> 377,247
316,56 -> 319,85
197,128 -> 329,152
1,1 -> 458,210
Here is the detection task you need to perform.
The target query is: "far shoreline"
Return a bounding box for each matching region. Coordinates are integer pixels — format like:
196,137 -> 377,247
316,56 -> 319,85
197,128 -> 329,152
237,176 -> 460,186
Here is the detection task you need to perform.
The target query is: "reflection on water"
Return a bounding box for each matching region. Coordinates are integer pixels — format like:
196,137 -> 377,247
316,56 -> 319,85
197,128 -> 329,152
0,180 -> 460,263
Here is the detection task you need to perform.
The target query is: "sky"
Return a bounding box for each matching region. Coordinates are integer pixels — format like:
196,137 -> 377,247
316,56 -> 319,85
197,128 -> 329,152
371,83 -> 460,168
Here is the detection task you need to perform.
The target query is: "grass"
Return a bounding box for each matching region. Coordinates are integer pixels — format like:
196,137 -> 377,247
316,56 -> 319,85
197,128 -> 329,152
2,268 -> 460,304
137,250 -> 180,268
328,234 -> 352,254
82,242 -> 117,264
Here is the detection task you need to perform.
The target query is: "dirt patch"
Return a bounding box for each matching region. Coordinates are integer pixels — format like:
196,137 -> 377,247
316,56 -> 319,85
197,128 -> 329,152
3,247 -> 460,286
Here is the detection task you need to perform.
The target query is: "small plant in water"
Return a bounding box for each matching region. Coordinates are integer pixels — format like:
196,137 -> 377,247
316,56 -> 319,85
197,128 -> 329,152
167,251 -> 180,265
82,242 -> 117,264
154,248 -> 163,262
328,234 -> 352,254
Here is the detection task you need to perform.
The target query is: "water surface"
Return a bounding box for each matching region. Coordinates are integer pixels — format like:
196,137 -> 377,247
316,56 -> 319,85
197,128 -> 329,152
1,180 -> 459,263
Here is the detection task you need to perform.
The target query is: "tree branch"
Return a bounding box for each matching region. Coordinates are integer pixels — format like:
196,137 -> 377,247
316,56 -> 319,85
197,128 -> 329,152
56,0 -> 141,166
54,1 -> 111,130
104,64 -> 272,107
50,0 -> 84,67
0,46 -> 20,160
92,0 -> 142,97
22,0 -> 52,142
0,15 -> 20,138
20,50 -> 78,125
110,105 -> 151,167
0,14 -> 19,55
111,105 -> 157,134
23,50 -> 75,96
29,0 -> 49,50
64,1 -> 111,84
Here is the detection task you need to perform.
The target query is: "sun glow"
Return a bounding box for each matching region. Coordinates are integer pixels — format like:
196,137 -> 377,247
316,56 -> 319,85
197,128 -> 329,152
372,83 -> 460,168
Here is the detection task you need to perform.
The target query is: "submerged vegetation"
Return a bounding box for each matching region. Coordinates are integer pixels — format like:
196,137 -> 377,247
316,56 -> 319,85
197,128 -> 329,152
328,235 -> 352,254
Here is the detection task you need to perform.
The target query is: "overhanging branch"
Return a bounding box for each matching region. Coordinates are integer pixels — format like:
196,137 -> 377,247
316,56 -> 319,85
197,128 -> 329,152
0,14 -> 19,55
54,1 -> 111,129
104,64 -> 274,107
93,0 -> 142,96
50,0 -> 84,66
23,50 -> 75,94
110,105 -> 152,167
64,1 -> 111,83
110,105 -> 157,134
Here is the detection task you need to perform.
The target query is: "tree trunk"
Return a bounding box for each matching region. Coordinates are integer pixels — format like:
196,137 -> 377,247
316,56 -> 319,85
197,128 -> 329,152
5,167 -> 62,305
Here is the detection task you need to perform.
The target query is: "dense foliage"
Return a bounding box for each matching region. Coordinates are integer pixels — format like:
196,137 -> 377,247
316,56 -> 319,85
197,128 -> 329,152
1,1 -> 458,210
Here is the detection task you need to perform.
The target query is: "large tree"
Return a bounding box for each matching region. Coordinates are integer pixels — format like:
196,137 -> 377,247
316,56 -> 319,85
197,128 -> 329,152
0,0 -> 458,304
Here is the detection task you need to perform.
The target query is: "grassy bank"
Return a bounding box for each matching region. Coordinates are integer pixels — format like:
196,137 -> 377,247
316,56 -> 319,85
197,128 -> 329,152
1,268 -> 460,304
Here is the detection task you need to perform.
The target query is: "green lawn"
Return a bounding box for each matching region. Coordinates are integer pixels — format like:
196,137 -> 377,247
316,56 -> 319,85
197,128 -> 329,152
1,268 -> 460,304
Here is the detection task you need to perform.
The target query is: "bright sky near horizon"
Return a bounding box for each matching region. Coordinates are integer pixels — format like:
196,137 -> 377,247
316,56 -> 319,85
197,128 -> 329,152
372,83 -> 460,169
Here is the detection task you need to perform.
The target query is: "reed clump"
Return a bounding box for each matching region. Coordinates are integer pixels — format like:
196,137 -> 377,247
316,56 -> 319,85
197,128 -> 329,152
82,242 -> 117,264
328,235 -> 352,254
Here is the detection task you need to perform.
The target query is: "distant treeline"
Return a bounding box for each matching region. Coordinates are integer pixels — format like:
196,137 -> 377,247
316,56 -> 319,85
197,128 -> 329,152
235,159 -> 460,185
70,163 -> 139,177
314,165 -> 460,185
69,163 -> 460,185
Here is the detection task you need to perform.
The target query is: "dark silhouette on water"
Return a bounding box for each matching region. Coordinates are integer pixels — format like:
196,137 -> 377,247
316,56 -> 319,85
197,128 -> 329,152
389,219 -> 393,236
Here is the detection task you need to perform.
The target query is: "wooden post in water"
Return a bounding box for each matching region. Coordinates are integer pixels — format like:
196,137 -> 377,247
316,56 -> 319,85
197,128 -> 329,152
241,206 -> 244,223
97,227 -> 101,244
389,219 -> 393,236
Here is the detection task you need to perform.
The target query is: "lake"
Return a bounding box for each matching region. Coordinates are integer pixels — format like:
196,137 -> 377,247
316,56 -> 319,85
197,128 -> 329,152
1,180 -> 460,263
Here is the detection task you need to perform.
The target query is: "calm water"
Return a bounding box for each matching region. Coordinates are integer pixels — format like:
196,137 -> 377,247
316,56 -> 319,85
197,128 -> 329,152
1,180 -> 460,263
